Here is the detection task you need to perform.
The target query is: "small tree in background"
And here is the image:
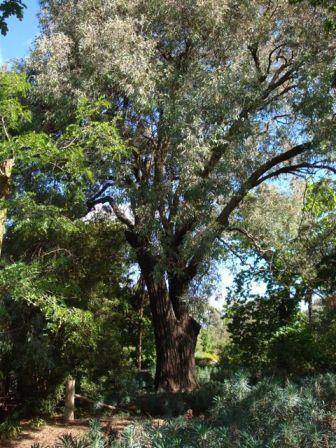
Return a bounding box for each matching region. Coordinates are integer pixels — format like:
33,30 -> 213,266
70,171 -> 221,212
223,179 -> 336,375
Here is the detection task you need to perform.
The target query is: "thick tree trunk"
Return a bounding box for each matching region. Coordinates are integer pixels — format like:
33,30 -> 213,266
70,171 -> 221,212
148,282 -> 201,392
153,314 -> 200,392
128,237 -> 201,392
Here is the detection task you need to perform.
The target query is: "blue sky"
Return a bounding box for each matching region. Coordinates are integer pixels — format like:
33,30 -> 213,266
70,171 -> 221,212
0,0 -> 40,64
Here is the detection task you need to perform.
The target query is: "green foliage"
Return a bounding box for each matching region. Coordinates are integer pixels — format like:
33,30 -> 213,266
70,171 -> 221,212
33,374 -> 336,448
209,373 -> 336,447
0,71 -> 31,134
0,213 -> 154,413
267,320 -> 322,374
290,0 -> 336,30
102,370 -> 155,408
0,0 -> 25,35
224,292 -> 299,373
122,373 -> 336,447
305,179 -> 336,217
30,417 -> 46,430
0,71 -> 34,165
223,178 -> 336,376
195,352 -> 219,367
223,292 -> 336,376
55,434 -> 91,448
0,418 -> 22,441
196,306 -> 229,357
0,72 -> 155,415
134,381 -> 223,417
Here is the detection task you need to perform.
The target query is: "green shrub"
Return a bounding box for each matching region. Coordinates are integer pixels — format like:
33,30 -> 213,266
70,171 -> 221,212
195,352 -> 219,367
134,381 -> 223,417
224,295 -> 336,377
134,391 -> 187,417
30,417 -> 46,429
0,418 -> 22,441
267,320 -> 326,375
30,374 -> 336,448
123,373 -> 336,448
103,370 -> 154,408
55,433 -> 91,448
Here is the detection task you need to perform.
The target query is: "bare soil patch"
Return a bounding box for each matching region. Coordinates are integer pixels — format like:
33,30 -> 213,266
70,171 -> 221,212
1,418 -> 89,448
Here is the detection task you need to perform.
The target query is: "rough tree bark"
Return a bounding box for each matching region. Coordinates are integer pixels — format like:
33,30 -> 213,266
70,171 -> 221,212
125,232 -> 202,392
153,311 -> 200,392
147,277 -> 200,392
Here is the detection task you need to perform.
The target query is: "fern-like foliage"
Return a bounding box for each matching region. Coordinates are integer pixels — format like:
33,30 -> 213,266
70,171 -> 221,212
55,434 -> 90,448
31,374 -> 336,448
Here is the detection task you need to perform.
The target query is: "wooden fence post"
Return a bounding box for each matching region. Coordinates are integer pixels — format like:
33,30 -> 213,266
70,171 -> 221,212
0,159 -> 14,257
64,377 -> 75,422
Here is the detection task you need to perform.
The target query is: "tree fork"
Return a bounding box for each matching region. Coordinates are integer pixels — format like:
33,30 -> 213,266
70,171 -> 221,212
131,242 -> 202,392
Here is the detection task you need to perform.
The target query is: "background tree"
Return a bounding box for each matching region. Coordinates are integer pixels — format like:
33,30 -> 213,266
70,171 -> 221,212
0,215 -> 153,414
0,72 -> 32,254
0,87 -> 155,416
27,0 -> 336,391
223,179 -> 336,375
227,179 -> 336,305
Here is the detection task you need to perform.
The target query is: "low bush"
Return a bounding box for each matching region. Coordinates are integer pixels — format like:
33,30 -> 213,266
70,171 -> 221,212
126,373 -> 336,448
0,418 -> 22,441
133,381 -> 223,416
195,352 -> 219,367
30,373 -> 336,448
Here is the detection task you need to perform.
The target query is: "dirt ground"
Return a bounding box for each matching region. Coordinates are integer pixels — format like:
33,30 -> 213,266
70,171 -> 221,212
1,416 -> 134,448
1,419 -> 89,448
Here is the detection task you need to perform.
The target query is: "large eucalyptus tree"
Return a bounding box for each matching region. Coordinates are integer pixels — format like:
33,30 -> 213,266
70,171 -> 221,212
29,0 -> 336,391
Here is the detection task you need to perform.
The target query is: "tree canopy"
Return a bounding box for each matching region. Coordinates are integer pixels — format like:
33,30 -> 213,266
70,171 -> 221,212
25,0 -> 336,390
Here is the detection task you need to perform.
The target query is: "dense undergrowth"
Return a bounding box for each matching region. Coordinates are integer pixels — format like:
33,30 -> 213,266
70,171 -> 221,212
30,372 -> 336,448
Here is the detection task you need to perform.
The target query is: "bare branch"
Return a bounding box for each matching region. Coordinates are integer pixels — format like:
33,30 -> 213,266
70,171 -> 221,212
87,181 -> 114,206
227,227 -> 274,258
266,44 -> 285,75
1,116 -> 10,141
256,162 -> 336,185
248,43 -> 266,82
177,142 -> 315,281
87,195 -> 134,230
216,142 -> 313,226
201,66 -> 298,179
